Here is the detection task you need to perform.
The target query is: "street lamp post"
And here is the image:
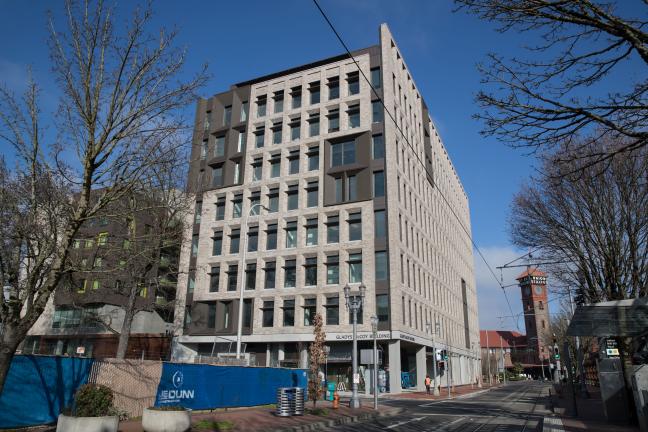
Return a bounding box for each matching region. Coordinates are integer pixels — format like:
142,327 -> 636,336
324,345 -> 331,398
344,283 -> 366,409
370,315 -> 379,410
426,322 -> 440,396
235,203 -> 268,359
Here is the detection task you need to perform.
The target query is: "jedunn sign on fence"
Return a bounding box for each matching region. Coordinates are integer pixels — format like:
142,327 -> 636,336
154,362 -> 308,410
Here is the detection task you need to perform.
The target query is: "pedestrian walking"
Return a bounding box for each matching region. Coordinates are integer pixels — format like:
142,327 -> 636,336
425,375 -> 431,395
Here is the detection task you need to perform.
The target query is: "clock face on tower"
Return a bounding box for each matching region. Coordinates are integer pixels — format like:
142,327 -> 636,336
534,285 -> 544,295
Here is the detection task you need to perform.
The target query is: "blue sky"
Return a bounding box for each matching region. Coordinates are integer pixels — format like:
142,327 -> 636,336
1,1 -> 639,332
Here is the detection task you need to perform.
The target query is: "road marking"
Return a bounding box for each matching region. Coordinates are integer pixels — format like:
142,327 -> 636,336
386,416 -> 426,429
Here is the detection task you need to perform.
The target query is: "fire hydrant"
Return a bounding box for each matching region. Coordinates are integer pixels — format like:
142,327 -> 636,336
332,391 -> 340,409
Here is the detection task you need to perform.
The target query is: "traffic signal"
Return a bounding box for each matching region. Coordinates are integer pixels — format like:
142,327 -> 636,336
438,360 -> 445,370
553,345 -> 560,360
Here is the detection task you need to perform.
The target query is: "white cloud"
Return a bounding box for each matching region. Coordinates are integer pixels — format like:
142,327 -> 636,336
474,245 -> 527,332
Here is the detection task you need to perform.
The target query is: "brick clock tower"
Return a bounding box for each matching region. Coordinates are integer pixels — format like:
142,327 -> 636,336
517,268 -> 551,364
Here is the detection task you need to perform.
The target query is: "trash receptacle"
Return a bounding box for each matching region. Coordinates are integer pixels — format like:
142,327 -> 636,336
327,382 -> 336,401
276,387 -> 305,417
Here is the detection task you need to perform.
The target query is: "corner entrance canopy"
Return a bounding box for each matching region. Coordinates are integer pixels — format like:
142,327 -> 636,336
567,298 -> 648,337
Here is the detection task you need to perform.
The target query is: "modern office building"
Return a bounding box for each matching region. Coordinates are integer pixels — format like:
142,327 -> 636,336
24,193 -> 179,359
173,24 -> 479,393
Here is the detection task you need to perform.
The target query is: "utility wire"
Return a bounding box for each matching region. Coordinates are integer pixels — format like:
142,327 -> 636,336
311,0 -> 520,330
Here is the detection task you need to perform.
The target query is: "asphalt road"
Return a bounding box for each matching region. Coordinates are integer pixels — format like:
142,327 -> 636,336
332,381 -> 552,432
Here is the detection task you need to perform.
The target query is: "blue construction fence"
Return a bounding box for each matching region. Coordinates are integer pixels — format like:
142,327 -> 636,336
0,355 -> 307,428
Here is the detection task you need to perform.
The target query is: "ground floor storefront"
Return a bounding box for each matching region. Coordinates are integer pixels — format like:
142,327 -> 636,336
174,330 -> 481,394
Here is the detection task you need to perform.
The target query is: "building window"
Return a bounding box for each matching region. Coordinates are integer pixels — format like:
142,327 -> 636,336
97,232 -> 108,246
348,212 -> 362,241
273,90 -> 284,114
191,235 -> 199,257
334,177 -> 343,202
252,158 -> 262,181
229,228 -> 240,254
371,67 -> 381,88
284,259 -> 296,288
326,215 -> 339,243
309,81 -> 320,105
243,299 -> 252,328
266,223 -> 278,250
308,113 -> 320,137
288,151 -> 300,174
373,171 -> 385,197
376,294 -> 389,322
374,210 -> 386,238
269,155 -> 281,178
325,296 -> 339,325
291,86 -> 302,109
327,108 -> 339,133
73,239 -> 80,249
215,197 -> 225,221
347,104 -> 360,128
255,126 -> 265,148
223,105 -> 232,126
347,71 -> 359,95
307,146 -> 319,171
375,251 -> 387,281
246,263 -> 256,290
240,101 -> 248,122
264,261 -> 276,289
256,95 -> 267,117
290,117 -> 301,141
210,266 -> 220,292
303,298 -> 317,326
328,76 -> 339,100
331,139 -> 356,167
204,111 -> 211,131
215,135 -> 226,157
227,265 -> 238,291
201,140 -> 208,159
188,273 -> 195,294
247,226 -> 258,252
212,165 -> 223,187
268,187 -> 279,212
272,122 -> 282,145
93,280 -> 101,290
237,130 -> 246,152
194,202 -> 202,225
85,238 -> 94,248
262,301 -> 274,327
348,252 -> 363,283
304,257 -> 317,286
306,181 -> 318,207
372,100 -> 383,123
326,254 -> 339,284
286,184 -> 299,211
207,304 -> 217,328
212,231 -> 222,256
233,161 -> 241,183
283,299 -> 295,327
232,194 -> 242,218
305,217 -> 318,246
372,134 -> 384,159
285,221 -> 297,248
347,174 -> 357,201
249,191 -> 261,215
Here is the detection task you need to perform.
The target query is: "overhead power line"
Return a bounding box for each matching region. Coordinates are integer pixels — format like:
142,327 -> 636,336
311,0 -> 520,330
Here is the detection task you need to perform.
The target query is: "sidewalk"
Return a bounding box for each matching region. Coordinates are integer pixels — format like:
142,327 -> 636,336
550,384 -> 639,432
118,400 -> 402,432
383,382 -> 501,401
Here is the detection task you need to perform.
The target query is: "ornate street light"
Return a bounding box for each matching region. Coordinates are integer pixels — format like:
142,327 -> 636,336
370,315 -> 379,409
344,283 -> 365,409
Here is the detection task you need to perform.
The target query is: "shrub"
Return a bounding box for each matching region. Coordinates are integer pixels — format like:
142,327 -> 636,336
148,405 -> 187,411
74,384 -> 115,417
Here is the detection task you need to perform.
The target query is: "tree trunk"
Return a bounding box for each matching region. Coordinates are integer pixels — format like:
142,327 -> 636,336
0,326 -> 22,396
115,287 -> 138,360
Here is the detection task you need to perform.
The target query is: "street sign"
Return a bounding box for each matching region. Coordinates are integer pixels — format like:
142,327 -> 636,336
353,373 -> 360,384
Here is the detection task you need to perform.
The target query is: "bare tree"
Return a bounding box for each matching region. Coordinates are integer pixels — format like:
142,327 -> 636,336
456,0 -> 648,169
308,313 -> 326,408
510,139 -> 648,304
0,0 -> 206,393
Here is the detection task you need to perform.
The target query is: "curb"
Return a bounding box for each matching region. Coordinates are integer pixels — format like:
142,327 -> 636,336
276,408 -> 405,432
382,386 -> 500,402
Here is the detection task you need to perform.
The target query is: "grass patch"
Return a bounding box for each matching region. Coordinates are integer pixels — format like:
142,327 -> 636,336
193,419 -> 235,431
307,407 -> 329,416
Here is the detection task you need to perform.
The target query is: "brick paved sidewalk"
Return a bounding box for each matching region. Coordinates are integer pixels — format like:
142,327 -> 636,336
384,382 -> 501,401
118,401 -> 402,432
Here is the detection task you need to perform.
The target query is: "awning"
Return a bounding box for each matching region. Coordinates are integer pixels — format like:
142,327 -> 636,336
566,298 -> 648,337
